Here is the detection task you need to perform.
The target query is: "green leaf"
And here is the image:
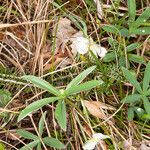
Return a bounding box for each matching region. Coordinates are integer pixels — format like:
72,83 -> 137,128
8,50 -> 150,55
119,56 -> 126,67
103,52 -> 116,62
121,94 -> 142,103
22,75 -> 60,96
0,142 -> 5,150
0,89 -> 11,107
128,54 -> 145,64
36,143 -> 42,150
17,129 -> 38,140
134,107 -> 145,118
131,27 -> 150,35
43,137 -> 65,149
20,140 -> 39,150
39,111 -> 47,136
127,107 -> 134,121
143,96 -> 150,115
122,67 -> 142,93
142,114 -> 150,120
66,66 -> 96,90
127,0 -> 136,22
55,100 -> 66,131
65,80 -> 103,96
126,43 -> 140,52
68,15 -> 87,36
18,97 -> 60,122
120,28 -> 130,37
145,88 -> 150,96
134,7 -> 150,28
102,25 -> 119,34
143,62 -> 150,92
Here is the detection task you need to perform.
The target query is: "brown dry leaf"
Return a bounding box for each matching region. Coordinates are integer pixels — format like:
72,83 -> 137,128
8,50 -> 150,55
98,140 -> 108,150
140,144 -> 150,150
83,124 -> 93,137
83,100 -> 107,119
54,18 -> 77,53
139,141 -> 150,150
93,0 -> 104,19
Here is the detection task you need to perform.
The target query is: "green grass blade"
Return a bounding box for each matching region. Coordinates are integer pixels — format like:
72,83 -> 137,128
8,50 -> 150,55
122,67 -> 142,93
127,0 -> 136,22
66,66 -> 96,90
65,80 -> 103,96
22,75 -> 60,96
143,62 -> 150,92
39,111 -> 47,136
43,137 -> 65,149
55,100 -> 66,131
17,129 -> 38,140
18,97 -> 60,122
121,94 -> 142,103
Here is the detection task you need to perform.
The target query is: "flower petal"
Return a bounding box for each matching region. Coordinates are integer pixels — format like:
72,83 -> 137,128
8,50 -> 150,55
92,133 -> 110,140
97,47 -> 107,58
71,36 -> 89,55
90,43 -> 107,58
83,139 -> 98,150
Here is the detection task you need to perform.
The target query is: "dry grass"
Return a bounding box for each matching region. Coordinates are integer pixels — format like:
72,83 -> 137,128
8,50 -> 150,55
0,0 -> 150,150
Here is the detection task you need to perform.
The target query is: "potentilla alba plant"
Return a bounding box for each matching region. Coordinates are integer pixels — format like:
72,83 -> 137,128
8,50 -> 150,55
83,133 -> 110,150
18,66 -> 103,132
70,31 -> 107,58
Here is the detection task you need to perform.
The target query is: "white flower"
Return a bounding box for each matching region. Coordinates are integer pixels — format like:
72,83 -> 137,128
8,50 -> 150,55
83,133 -> 110,150
71,36 -> 89,55
70,32 -> 107,58
90,43 -> 107,58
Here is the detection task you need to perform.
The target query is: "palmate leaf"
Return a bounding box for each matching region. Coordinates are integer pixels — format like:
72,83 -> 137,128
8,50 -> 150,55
17,129 -> 38,140
55,100 -> 66,131
65,80 -> 103,96
22,75 -> 60,96
143,62 -> 150,92
18,97 -> 61,122
122,67 -> 142,93
43,137 -> 65,149
66,66 -> 96,90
